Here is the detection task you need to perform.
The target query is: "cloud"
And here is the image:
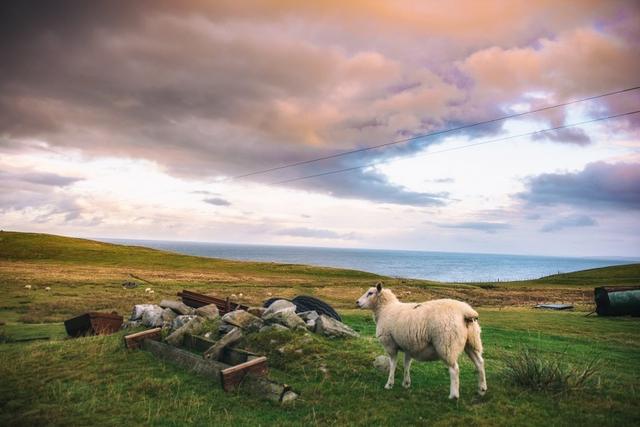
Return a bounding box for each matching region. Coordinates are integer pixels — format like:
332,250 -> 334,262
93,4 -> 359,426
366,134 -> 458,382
276,227 -> 355,239
438,221 -> 511,234
203,197 -> 231,206
540,214 -> 597,232
0,1 -> 638,208
519,161 -> 640,210
0,170 -> 81,187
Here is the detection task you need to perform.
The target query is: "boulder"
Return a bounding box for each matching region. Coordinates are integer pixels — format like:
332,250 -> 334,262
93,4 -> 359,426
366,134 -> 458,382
315,315 -> 359,338
131,304 -> 159,321
373,355 -> 390,373
259,323 -> 289,333
195,304 -> 220,320
221,310 -> 264,332
121,320 -> 142,329
263,311 -> 306,330
298,310 -> 319,321
161,307 -> 177,323
165,316 -> 205,346
172,315 -> 197,330
141,306 -> 164,327
305,319 -> 316,331
219,323 -> 236,335
264,299 -> 296,316
160,299 -> 195,315
247,306 -> 267,318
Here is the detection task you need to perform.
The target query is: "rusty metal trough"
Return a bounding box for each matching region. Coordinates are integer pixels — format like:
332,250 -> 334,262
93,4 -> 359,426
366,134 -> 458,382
65,312 -> 123,337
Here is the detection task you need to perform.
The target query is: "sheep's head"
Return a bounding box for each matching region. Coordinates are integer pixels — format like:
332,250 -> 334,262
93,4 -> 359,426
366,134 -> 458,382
356,282 -> 383,309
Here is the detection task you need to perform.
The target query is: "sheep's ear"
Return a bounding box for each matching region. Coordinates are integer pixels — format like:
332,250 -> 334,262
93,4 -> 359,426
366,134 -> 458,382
376,282 -> 382,293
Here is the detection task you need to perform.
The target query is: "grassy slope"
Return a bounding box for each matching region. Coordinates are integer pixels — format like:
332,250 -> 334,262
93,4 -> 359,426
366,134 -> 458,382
1,231 -> 639,426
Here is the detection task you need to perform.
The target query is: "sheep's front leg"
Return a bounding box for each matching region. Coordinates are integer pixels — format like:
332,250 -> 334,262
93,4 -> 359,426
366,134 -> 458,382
384,348 -> 398,389
448,361 -> 460,400
402,353 -> 413,388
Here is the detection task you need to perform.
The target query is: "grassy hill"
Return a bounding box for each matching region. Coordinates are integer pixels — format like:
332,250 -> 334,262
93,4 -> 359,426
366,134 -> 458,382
1,231 -> 639,425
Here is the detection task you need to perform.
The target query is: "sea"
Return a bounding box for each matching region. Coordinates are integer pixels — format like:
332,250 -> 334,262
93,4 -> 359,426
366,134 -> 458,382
99,238 -> 636,283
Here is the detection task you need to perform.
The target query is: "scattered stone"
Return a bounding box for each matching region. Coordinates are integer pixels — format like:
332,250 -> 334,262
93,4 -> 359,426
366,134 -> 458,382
141,306 -> 164,327
259,324 -> 289,333
305,319 -> 316,331
122,281 -> 138,289
298,310 -> 319,321
121,320 -> 142,329
166,316 -> 205,346
315,315 -> 359,338
203,332 -> 213,339
161,308 -> 177,327
195,304 -> 220,320
172,315 -> 197,330
281,391 -> 299,403
131,304 -> 158,320
373,355 -> 390,373
160,299 -> 195,315
203,327 -> 243,360
247,306 -> 267,318
263,311 -> 306,330
222,310 -> 264,332
264,299 -> 296,316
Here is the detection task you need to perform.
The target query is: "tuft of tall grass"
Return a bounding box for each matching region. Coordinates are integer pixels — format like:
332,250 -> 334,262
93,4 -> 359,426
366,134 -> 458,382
504,346 -> 599,394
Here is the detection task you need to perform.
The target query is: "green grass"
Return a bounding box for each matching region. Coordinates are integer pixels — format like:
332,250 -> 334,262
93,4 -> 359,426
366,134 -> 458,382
1,231 -> 639,425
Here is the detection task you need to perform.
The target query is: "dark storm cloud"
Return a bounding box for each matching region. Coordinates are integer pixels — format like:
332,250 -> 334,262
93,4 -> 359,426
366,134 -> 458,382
438,221 -> 511,233
203,197 -> 231,206
540,214 -> 596,232
1,1 -> 638,207
519,162 -> 640,210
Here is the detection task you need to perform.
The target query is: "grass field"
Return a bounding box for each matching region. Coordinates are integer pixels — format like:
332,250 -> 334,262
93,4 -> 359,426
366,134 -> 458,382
1,231 -> 639,426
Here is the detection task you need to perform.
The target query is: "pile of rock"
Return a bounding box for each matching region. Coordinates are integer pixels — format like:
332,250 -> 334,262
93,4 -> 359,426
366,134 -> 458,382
124,298 -> 359,341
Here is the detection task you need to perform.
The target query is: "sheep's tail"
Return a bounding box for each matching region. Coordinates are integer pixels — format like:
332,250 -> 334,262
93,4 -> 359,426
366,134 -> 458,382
464,308 -> 483,353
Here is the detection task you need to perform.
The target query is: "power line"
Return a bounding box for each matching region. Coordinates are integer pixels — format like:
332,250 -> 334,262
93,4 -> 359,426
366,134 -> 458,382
272,109 -> 640,185
232,85 -> 640,180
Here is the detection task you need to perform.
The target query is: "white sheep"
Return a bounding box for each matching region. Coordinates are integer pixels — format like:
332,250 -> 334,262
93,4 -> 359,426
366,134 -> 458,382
356,283 -> 486,399
144,288 -> 152,293
45,286 -> 51,291
24,285 -> 32,290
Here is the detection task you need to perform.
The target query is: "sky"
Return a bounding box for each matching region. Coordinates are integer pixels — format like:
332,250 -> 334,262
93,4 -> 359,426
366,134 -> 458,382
1,0 -> 639,257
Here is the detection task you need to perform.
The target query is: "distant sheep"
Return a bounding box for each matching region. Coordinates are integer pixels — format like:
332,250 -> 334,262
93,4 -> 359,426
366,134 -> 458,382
356,283 -> 486,399
144,288 -> 152,293
45,286 -> 51,291
24,285 -> 32,290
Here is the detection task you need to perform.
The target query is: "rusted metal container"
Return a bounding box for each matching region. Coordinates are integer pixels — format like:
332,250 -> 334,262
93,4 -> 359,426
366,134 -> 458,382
177,290 -> 249,314
64,312 -> 123,337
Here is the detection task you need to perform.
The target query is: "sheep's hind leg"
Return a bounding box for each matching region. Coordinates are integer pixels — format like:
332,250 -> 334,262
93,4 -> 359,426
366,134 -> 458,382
402,353 -> 413,388
465,347 -> 487,395
384,348 -> 398,389
447,361 -> 460,400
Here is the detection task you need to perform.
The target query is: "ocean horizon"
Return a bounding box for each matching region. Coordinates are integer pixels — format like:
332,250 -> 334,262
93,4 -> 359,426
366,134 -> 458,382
97,238 -> 636,282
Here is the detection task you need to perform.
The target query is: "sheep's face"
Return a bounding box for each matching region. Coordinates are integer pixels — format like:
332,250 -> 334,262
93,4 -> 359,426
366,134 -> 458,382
356,284 -> 381,309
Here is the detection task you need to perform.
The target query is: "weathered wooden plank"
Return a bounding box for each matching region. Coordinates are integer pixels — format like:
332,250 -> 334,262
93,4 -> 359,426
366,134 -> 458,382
221,356 -> 268,391
203,328 -> 243,361
123,327 -> 162,349
183,334 -> 259,365
142,339 -> 227,379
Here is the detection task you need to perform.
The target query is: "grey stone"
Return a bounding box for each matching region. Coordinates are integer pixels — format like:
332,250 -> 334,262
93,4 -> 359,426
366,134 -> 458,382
281,391 -> 299,404
165,316 -> 205,346
221,310 -> 264,332
247,306 -> 267,318
160,299 -> 195,315
373,355 -> 390,373
259,323 -> 289,333
219,323 -> 236,334
195,304 -> 220,320
141,306 -> 164,327
264,299 -> 296,316
121,320 -> 142,329
263,311 -> 306,330
131,304 -> 159,321
172,315 -> 197,330
315,315 -> 359,338
298,310 -> 319,321
305,319 -> 316,331
162,307 -> 177,322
